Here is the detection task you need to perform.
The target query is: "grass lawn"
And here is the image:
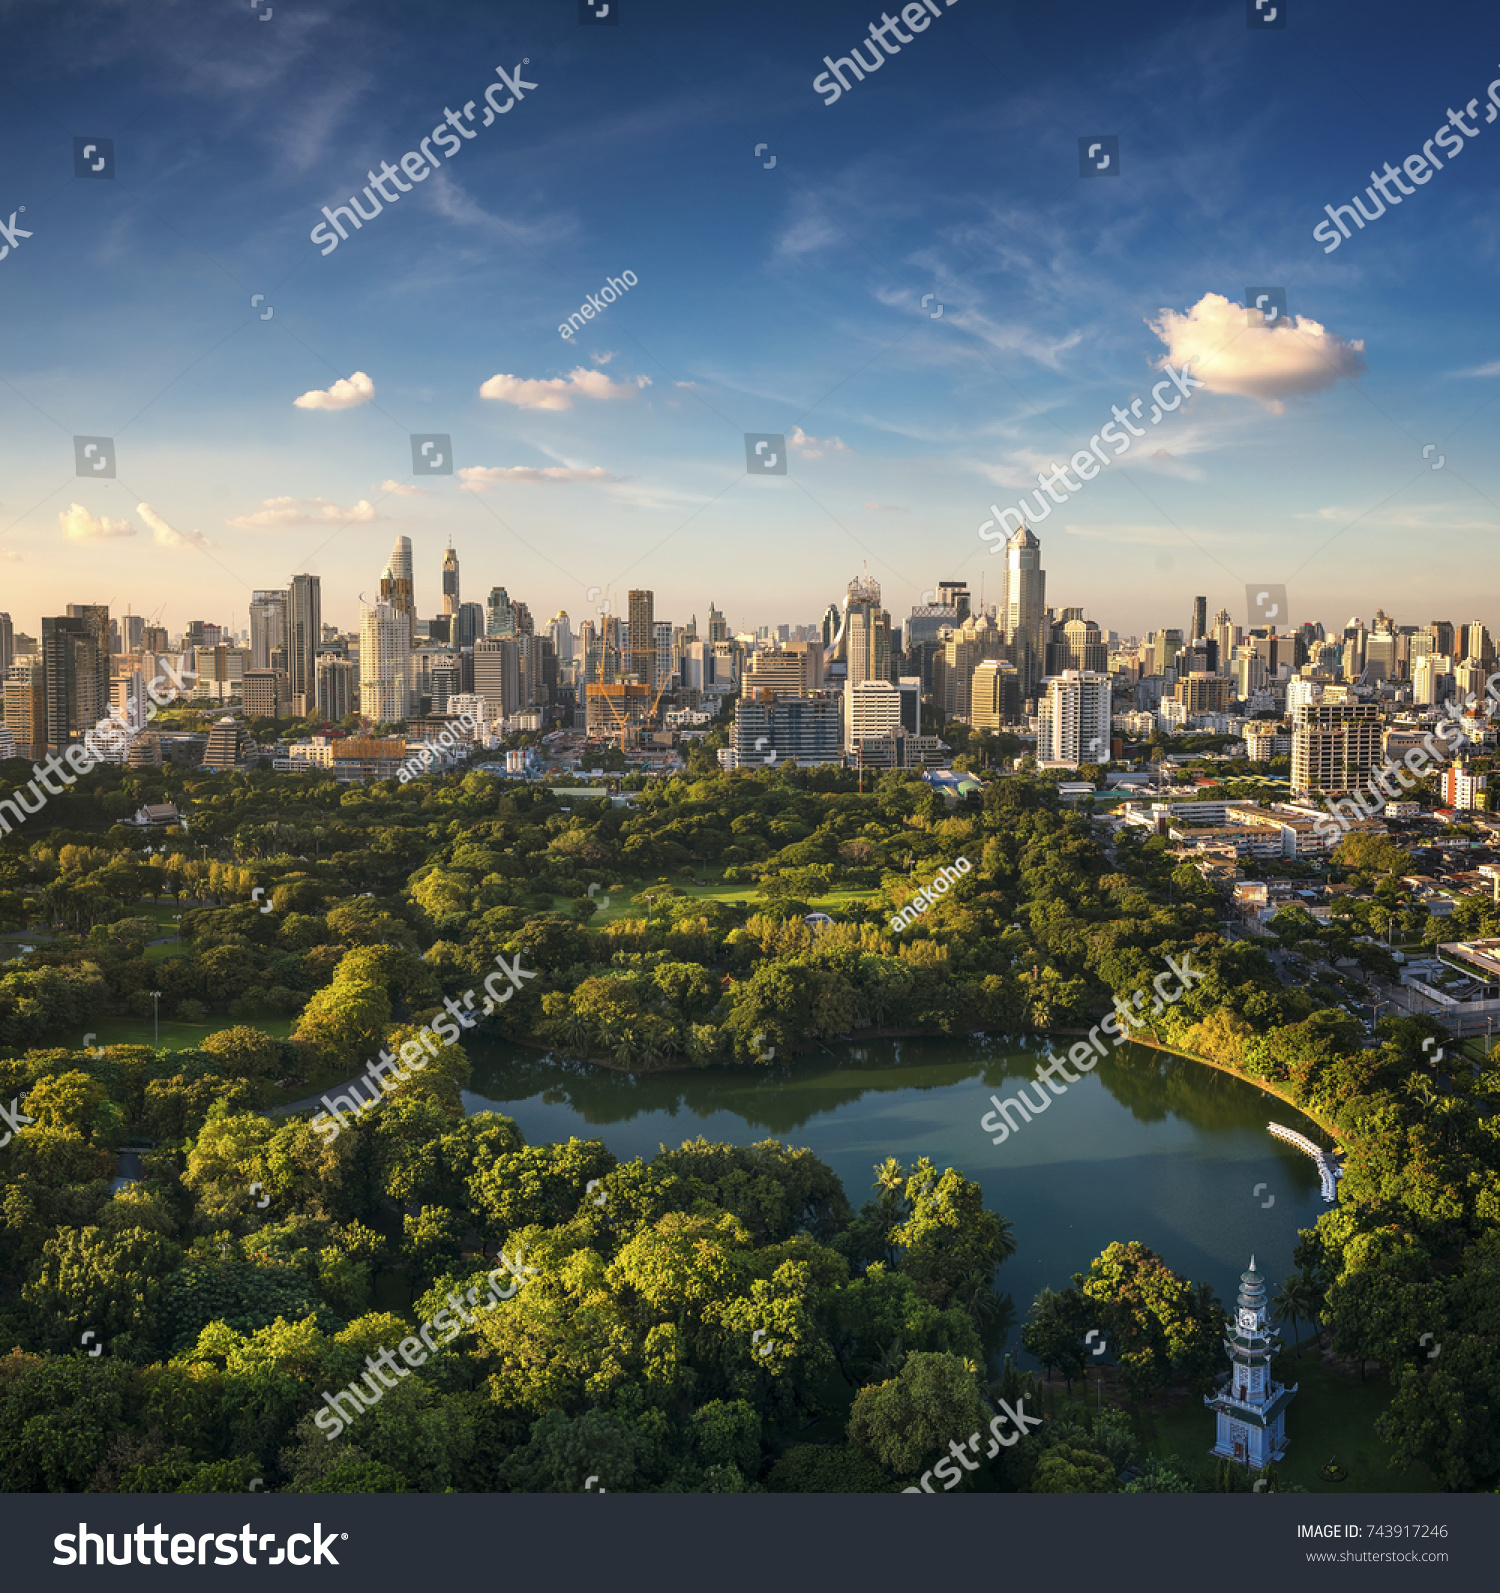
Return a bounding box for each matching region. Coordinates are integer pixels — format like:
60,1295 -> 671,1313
84,1012 -> 297,1051
1130,1348 -> 1436,1493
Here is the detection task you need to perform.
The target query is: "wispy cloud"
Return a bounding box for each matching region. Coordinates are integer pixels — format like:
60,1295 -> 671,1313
379,480 -> 429,497
137,503 -> 213,549
458,465 -> 619,489
229,496 -> 380,528
789,425 -> 850,459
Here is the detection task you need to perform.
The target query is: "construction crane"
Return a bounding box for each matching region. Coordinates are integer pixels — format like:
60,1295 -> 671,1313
595,674 -> 675,751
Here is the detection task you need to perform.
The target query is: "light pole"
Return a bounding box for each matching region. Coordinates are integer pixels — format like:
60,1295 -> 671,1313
150,990 -> 161,1047
173,914 -> 181,947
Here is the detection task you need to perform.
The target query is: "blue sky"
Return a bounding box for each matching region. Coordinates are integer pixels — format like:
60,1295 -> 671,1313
1,0 -> 1498,641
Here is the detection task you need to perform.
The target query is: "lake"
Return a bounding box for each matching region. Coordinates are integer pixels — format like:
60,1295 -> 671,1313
464,1035 -> 1334,1351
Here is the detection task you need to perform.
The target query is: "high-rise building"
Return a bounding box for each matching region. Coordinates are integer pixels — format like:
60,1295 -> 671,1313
1429,619 -> 1455,658
243,669 -> 289,720
380,535 -> 417,640
441,540 -> 460,615
1191,596 -> 1208,643
287,575 -> 322,717
548,612 -> 574,667
123,613 -> 144,653
936,612 -> 1006,723
456,601 -> 483,651
730,692 -> 843,768
43,614 -> 106,751
1036,670 -> 1111,765
936,581 -> 971,624
842,576 -> 892,691
0,612 -> 12,673
707,602 -> 727,645
1001,525 -> 1046,700
316,655 -> 358,721
359,600 -> 412,723
486,586 -> 514,637
64,604 -> 112,729
1413,653 -> 1452,707
1462,621 -> 1494,668
1212,608 -> 1236,674
627,589 -> 656,687
1177,672 -> 1232,713
473,637 -> 520,718
969,659 -> 1021,731
250,590 -> 287,669
143,624 -> 168,657
3,660 -> 45,759
653,620 -> 674,691
1047,610 -> 1107,675
1290,700 -> 1382,795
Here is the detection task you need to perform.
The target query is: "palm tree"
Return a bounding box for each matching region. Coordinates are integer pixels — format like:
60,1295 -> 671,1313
1271,1271 -> 1318,1354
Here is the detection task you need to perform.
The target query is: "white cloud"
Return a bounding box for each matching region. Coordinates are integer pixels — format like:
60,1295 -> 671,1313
863,501 -> 908,512
478,367 -> 649,409
1149,293 -> 1366,413
458,465 -> 619,489
789,425 -> 850,459
1457,359 -> 1500,377
379,480 -> 429,497
0,547 -> 20,562
293,370 -> 375,410
591,350 -> 616,366
59,503 -> 135,542
228,496 -> 380,528
137,503 -> 213,550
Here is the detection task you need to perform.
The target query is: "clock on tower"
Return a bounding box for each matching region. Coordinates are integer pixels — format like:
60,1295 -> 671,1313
1206,1256 -> 1299,1472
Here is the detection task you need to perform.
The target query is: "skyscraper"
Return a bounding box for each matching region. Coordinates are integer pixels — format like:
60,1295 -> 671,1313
0,612 -> 12,673
1191,595 -> 1208,643
456,602 -> 483,651
1212,608 -> 1236,675
842,576 -> 892,690
441,540 -> 460,615
380,535 -> 416,640
359,600 -> 412,723
287,575 -> 322,717
250,590 -> 287,669
548,612 -> 574,667
486,586 -> 514,637
1001,525 -> 1046,700
42,615 -> 102,751
627,589 -> 656,688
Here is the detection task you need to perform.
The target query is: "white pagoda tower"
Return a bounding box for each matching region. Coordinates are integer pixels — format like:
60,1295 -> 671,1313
1205,1256 -> 1297,1471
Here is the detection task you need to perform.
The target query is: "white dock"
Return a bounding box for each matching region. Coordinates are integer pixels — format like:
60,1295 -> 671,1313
1268,1122 -> 1341,1202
